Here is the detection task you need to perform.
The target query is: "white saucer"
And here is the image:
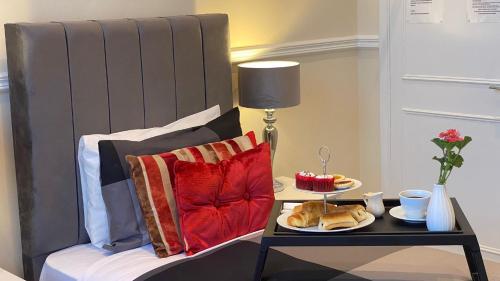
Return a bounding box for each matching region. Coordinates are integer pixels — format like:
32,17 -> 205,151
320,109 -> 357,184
389,206 -> 426,223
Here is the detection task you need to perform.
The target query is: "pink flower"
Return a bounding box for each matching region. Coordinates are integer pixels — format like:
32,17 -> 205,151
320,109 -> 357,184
439,129 -> 464,143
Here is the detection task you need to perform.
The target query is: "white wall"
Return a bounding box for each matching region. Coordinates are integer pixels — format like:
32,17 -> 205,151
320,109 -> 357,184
0,0 -> 380,276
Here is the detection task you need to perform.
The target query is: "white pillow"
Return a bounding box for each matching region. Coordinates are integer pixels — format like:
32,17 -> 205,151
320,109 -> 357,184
78,105 -> 221,247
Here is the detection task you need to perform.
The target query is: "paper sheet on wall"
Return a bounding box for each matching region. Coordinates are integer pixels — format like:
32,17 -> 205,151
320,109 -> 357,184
407,0 -> 444,23
467,0 -> 500,23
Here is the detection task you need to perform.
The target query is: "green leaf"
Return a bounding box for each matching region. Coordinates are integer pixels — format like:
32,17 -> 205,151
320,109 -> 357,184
432,156 -> 444,164
446,150 -> 457,161
445,141 -> 457,151
451,154 -> 464,168
431,138 -> 447,149
456,136 -> 472,149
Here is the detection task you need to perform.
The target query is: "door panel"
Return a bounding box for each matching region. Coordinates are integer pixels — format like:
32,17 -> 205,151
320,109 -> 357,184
404,5 -> 500,79
404,82 -> 500,116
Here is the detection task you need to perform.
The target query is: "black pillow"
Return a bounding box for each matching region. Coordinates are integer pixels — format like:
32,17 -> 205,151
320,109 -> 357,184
98,107 -> 242,253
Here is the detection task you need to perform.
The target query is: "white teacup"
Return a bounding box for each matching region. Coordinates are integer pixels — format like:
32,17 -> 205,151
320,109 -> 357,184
399,189 -> 432,219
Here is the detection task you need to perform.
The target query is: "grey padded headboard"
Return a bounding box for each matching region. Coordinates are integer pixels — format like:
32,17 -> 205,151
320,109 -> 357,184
4,14 -> 232,281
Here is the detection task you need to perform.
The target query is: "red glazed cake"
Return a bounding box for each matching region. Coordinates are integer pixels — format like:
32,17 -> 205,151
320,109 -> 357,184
295,171 -> 315,190
312,175 -> 335,192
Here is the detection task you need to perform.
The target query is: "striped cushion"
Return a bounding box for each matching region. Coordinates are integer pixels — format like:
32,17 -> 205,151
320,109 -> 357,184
127,132 -> 257,257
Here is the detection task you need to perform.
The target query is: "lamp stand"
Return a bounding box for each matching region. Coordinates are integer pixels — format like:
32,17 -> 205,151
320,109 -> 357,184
263,109 -> 284,192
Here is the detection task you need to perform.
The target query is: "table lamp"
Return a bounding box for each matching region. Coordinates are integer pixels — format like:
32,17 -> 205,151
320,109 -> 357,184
238,61 -> 300,192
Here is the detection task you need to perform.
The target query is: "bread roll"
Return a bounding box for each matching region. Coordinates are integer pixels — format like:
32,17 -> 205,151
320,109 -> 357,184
292,201 -> 336,213
335,204 -> 368,222
318,211 -> 358,230
287,211 -> 320,228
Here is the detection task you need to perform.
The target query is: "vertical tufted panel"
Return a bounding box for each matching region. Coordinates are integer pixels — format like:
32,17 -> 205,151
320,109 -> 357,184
98,20 -> 145,132
62,21 -> 111,244
5,23 -> 78,279
136,18 -> 177,127
195,14 -> 233,113
169,16 -> 206,118
63,21 -> 111,137
5,14 -> 232,281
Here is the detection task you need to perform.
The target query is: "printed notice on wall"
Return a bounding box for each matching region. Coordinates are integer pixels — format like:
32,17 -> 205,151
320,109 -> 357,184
467,0 -> 500,23
407,0 -> 444,23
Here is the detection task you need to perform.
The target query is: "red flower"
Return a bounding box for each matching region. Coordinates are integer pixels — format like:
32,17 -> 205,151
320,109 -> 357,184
439,129 -> 464,143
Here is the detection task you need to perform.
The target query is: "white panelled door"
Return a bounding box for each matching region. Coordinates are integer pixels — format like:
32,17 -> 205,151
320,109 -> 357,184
382,0 -> 500,255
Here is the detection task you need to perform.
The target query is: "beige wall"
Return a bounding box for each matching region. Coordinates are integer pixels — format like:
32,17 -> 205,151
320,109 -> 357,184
196,0 -> 357,47
237,50 -> 361,194
357,0 -> 379,35
357,1 -> 380,192
0,0 -> 196,73
358,49 -> 381,192
0,0 -> 379,277
0,92 -> 19,275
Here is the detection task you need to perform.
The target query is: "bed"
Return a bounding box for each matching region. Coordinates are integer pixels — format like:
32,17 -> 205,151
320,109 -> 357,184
39,231 -> 263,281
5,14 -> 234,281
5,13 -> 371,281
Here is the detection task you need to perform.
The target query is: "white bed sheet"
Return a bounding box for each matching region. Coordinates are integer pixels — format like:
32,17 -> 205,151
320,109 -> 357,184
40,231 -> 263,281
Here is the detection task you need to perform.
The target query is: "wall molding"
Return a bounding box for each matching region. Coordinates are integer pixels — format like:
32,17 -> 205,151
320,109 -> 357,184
428,244 -> 500,262
482,244 -> 500,257
402,107 -> 500,123
402,74 -> 500,86
0,35 -> 379,94
230,35 -> 379,62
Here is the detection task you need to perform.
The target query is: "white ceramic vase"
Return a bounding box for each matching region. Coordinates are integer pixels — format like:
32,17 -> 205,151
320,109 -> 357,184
426,184 -> 455,231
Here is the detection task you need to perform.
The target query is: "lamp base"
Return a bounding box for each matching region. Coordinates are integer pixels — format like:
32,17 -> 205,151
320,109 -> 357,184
262,109 -> 283,193
273,178 -> 284,193
263,109 -> 277,162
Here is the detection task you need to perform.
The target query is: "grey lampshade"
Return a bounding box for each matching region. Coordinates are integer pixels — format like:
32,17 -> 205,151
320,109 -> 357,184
238,61 -> 300,109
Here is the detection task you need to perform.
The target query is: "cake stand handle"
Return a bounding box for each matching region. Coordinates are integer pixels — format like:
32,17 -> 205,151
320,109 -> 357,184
323,193 -> 327,214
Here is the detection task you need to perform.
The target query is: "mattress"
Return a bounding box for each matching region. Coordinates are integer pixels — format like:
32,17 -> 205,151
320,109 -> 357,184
40,231 -> 263,281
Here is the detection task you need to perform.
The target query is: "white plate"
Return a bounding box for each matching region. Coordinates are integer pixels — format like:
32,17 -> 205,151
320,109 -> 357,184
293,179 -> 362,195
389,206 -> 426,223
277,211 -> 375,233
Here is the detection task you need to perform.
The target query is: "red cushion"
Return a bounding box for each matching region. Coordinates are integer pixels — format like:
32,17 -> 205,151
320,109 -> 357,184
174,143 -> 275,255
127,132 -> 257,258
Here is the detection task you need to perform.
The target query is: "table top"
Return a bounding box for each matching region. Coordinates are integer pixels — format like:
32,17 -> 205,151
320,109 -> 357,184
262,198 -> 477,247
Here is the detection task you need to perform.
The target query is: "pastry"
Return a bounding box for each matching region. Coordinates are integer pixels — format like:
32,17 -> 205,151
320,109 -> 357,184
312,175 -> 335,192
335,204 -> 368,222
334,178 -> 354,190
292,201 -> 337,213
318,211 -> 358,230
287,211 -> 321,228
332,174 -> 345,181
288,201 -> 336,228
295,171 -> 316,190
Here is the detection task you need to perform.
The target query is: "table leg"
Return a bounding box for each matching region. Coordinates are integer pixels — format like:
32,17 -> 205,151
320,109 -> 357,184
253,244 -> 269,281
463,242 -> 488,281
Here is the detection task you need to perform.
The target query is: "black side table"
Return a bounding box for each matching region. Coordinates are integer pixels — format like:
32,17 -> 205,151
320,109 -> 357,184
254,198 -> 488,281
